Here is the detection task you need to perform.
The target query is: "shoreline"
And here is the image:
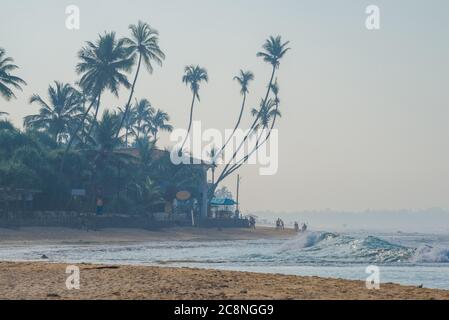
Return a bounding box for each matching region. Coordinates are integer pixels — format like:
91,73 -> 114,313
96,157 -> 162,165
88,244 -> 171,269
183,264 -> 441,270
1,261 -> 448,300
0,226 -> 296,245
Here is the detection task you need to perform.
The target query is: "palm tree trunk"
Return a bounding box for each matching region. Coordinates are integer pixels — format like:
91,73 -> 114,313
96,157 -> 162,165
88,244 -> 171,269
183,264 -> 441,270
215,65 -> 276,186
59,93 -> 99,174
116,53 -> 142,139
222,99 -> 280,178
180,93 -> 196,152
86,94 -> 102,142
125,127 -> 129,147
217,92 -> 247,158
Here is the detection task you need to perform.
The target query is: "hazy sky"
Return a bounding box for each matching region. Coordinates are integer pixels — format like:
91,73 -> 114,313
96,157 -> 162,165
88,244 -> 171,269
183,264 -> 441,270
1,0 -> 448,212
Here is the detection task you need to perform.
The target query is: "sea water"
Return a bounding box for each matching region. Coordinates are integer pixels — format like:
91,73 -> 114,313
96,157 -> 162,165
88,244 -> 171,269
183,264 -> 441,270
1,231 -> 449,290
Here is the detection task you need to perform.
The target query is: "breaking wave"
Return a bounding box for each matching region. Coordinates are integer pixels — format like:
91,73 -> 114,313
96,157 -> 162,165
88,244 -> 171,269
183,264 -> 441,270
275,231 -> 447,264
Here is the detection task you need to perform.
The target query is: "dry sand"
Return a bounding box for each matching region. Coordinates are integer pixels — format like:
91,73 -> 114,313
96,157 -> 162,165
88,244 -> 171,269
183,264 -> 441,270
0,261 -> 448,300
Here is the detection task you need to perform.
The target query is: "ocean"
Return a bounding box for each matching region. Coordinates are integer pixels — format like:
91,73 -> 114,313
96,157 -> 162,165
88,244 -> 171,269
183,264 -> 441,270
1,230 -> 449,290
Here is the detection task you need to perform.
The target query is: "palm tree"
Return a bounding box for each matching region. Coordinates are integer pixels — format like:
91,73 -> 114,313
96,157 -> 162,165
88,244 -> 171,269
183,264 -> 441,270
180,65 -> 208,152
24,82 -> 83,143
62,32 -> 134,169
226,82 -> 283,177
150,109 -> 173,141
214,36 -> 289,187
217,70 -> 254,158
137,177 -> 164,212
207,145 -> 219,184
117,106 -> 136,147
254,35 -> 289,124
0,48 -> 26,101
132,98 -> 154,138
116,21 -> 165,139
134,136 -> 156,173
90,110 -> 122,152
251,98 -> 281,131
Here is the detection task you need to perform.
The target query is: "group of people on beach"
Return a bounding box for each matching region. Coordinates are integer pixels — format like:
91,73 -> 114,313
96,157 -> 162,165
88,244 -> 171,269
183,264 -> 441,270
294,221 -> 308,233
276,218 -> 285,230
276,218 -> 307,232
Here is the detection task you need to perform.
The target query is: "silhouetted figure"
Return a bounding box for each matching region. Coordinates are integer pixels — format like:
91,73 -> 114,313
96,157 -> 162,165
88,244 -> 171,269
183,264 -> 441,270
301,222 -> 308,233
96,197 -> 104,216
249,216 -> 256,229
294,222 -> 300,233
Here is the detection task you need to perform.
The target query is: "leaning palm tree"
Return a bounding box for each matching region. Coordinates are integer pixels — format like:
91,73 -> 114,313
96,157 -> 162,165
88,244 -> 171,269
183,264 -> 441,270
217,70 -> 254,158
252,36 -> 289,126
61,32 -> 134,170
150,109 -> 173,141
180,65 -> 208,152
251,98 -> 281,132
214,36 -> 290,188
132,98 -> 154,139
24,82 -> 83,143
117,105 -> 136,147
116,21 -> 165,139
0,48 -> 26,101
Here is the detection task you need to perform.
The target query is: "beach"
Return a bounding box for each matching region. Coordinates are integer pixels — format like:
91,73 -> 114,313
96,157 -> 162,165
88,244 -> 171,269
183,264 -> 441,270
1,261 -> 449,300
0,227 -> 449,300
0,226 -> 296,245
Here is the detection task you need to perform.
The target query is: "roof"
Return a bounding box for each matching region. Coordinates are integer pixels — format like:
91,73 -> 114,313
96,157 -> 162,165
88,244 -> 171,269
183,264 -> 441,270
210,198 -> 237,206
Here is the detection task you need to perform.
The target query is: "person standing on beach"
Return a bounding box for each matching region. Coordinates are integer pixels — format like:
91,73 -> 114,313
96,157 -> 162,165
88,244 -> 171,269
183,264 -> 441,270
96,197 -> 104,216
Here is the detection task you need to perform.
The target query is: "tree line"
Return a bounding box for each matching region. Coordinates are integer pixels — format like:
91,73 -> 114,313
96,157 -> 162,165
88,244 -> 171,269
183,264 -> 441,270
0,21 -> 290,215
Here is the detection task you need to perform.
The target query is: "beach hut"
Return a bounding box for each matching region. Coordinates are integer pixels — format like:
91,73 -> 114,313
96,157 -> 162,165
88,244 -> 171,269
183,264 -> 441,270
210,198 -> 238,219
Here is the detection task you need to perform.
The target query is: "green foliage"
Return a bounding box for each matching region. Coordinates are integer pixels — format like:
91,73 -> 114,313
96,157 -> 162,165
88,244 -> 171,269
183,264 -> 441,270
0,47 -> 27,100
1,31 -> 289,216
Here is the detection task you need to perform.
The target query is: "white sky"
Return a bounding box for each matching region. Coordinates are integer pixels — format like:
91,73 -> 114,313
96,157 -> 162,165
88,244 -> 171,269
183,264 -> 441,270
1,0 -> 449,212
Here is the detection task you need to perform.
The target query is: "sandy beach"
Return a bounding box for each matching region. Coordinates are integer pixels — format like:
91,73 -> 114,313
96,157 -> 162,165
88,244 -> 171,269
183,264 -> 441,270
0,261 -> 448,300
1,227 -> 449,300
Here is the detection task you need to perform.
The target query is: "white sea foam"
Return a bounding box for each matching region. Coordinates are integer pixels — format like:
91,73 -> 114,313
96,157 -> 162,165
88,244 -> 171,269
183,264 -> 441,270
412,245 -> 449,263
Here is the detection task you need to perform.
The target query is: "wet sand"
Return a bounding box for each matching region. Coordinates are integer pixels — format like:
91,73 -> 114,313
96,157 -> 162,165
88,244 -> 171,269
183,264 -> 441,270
0,261 -> 448,300
0,226 -> 296,245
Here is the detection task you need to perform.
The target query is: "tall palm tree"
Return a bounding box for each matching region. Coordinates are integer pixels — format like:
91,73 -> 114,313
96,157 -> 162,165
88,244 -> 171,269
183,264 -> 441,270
254,35 -> 289,125
150,109 -> 173,140
24,82 -> 83,143
215,36 -> 290,187
0,48 -> 26,101
116,21 -> 165,139
180,65 -> 208,152
217,70 -> 254,157
132,98 -> 154,138
227,82 -> 282,177
62,32 -> 134,168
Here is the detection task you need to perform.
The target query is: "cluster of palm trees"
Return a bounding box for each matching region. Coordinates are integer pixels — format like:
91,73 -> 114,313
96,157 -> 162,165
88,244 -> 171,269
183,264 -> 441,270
211,36 -> 290,196
1,24 -> 290,214
2,22 -> 171,157
22,81 -> 172,148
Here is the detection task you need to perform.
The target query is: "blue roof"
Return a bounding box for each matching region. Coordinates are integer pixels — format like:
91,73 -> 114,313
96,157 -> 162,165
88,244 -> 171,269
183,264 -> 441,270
210,198 -> 237,206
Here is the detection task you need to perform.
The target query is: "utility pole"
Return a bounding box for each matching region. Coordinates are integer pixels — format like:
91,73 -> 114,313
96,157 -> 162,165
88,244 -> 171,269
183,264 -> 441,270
236,175 -> 241,214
